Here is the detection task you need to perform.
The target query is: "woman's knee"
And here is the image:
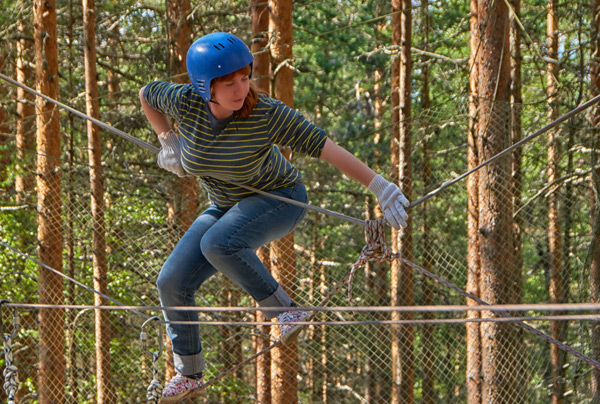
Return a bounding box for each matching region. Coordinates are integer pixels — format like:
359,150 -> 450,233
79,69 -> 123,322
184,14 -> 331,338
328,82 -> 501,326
200,228 -> 230,264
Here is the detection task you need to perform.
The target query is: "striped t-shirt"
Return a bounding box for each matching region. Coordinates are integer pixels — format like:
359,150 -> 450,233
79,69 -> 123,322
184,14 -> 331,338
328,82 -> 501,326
143,81 -> 327,208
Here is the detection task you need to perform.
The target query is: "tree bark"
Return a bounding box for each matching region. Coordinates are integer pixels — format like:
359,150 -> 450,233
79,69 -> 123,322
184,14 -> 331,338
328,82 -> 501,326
590,134 -> 600,404
475,1 -> 518,403
15,3 -> 35,205
34,0 -> 65,402
252,4 -> 272,401
509,0 -> 526,400
466,0 -> 482,402
83,0 -> 116,402
251,0 -> 271,92
255,246 -> 272,403
420,2 -> 436,402
591,2 -> 600,400
268,1 -> 299,403
546,2 -> 566,402
390,0 -> 414,403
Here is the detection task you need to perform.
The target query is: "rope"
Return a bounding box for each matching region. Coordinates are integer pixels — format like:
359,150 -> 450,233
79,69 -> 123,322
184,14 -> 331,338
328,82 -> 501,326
145,353 -> 162,404
1,302 -> 20,404
347,220 -> 395,303
141,317 -> 163,404
3,334 -> 19,404
7,302 -> 600,314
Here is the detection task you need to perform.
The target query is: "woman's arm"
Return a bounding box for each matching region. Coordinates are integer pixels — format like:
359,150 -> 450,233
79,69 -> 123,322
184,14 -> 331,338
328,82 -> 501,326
139,87 -> 171,135
319,137 -> 409,229
319,138 -> 377,187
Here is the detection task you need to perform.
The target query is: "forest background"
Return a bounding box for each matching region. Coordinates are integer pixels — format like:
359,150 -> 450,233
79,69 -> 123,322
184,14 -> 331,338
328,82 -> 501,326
1,0 -> 600,403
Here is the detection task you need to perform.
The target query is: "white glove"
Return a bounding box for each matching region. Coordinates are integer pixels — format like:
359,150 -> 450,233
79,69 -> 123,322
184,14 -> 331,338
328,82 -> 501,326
368,174 -> 409,229
157,131 -> 186,177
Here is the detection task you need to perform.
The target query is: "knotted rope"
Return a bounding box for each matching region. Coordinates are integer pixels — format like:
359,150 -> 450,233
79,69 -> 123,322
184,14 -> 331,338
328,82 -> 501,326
1,301 -> 20,404
3,334 -> 19,404
145,352 -> 162,403
141,317 -> 163,403
347,219 -> 396,304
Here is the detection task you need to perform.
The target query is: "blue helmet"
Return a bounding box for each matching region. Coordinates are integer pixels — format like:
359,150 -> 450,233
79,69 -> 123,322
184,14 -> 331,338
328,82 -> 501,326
186,32 -> 254,101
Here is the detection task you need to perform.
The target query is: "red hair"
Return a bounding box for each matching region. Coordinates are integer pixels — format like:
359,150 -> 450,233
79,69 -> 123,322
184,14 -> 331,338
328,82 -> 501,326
211,64 -> 265,118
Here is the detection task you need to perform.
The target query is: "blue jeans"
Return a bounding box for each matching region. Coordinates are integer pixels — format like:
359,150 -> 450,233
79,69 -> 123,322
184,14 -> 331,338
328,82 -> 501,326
156,182 -> 307,377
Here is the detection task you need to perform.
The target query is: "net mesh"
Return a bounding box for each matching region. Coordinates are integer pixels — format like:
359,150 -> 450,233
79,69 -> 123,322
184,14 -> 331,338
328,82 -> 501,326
1,95 -> 599,403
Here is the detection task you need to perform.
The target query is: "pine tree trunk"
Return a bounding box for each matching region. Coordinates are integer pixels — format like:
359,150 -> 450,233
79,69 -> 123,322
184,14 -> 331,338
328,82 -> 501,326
546,2 -> 566,402
509,0 -> 526,400
466,1 -> 482,402
590,136 -> 600,404
590,2 -> 600,399
0,52 -> 9,181
251,0 -> 271,92
475,1 -> 517,403
252,3 -> 272,399
420,3 -> 436,402
15,3 -> 35,205
390,0 -> 414,402
167,0 -> 198,238
268,1 -> 299,403
255,246 -> 272,403
83,0 -> 115,402
34,0 -> 65,402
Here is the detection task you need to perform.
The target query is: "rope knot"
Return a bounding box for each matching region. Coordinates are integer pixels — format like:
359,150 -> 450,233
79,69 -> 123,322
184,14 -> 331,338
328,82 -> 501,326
347,220 -> 399,303
3,334 -> 19,403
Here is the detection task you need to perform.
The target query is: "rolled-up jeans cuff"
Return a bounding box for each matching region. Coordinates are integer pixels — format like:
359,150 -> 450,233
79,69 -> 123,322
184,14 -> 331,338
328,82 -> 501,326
257,285 -> 293,320
173,350 -> 205,377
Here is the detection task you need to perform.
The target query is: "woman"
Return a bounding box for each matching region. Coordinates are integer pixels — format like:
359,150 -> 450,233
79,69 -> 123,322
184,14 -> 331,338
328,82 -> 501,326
140,32 -> 409,402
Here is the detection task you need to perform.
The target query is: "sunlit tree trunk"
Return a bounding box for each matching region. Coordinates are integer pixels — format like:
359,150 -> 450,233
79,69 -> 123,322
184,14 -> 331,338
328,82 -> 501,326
34,0 -> 65,402
65,2 -> 79,401
509,0 -> 526,399
252,1 -> 272,401
252,0 -> 270,92
83,0 -> 116,402
255,246 -> 272,403
475,1 -> 518,402
590,135 -> 600,404
0,52 -> 9,181
364,5 -> 390,403
269,2 -> 299,402
466,1 -> 482,403
420,1 -> 435,402
590,0 -> 600,399
15,3 -> 35,205
390,0 -> 414,403
546,1 -> 566,402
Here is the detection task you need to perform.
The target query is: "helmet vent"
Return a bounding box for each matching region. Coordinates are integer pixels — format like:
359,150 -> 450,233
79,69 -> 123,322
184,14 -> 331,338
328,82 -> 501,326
213,43 -> 225,51
196,80 -> 206,92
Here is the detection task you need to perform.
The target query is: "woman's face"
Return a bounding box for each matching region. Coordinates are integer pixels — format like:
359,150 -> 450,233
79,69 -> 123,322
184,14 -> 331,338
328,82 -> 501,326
210,72 -> 250,119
